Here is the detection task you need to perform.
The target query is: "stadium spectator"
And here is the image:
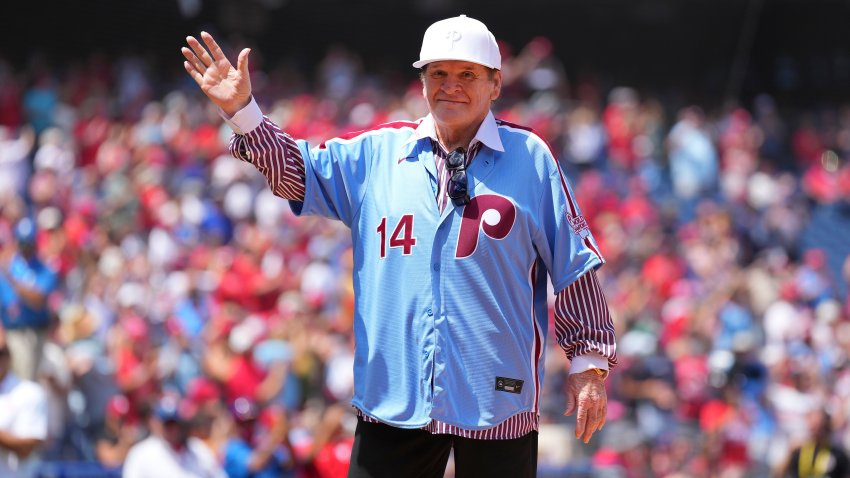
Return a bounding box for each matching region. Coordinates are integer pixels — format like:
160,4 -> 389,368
38,313 -> 73,455
779,410 -> 850,478
0,125 -> 34,200
666,106 -> 719,220
111,312 -> 161,422
222,397 -> 296,478
0,217 -> 59,381
203,314 -> 286,405
122,395 -> 226,478
0,327 -> 48,478
185,377 -> 230,463
22,70 -> 57,135
95,395 -> 142,469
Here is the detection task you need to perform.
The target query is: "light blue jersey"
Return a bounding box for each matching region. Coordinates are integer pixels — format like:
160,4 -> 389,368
290,112 -> 603,430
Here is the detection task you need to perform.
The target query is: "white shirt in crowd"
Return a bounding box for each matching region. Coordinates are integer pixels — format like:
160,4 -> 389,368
122,435 -> 226,478
0,372 -> 48,478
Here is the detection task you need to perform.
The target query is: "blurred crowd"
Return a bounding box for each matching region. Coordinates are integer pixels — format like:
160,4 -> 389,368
1,33 -> 850,478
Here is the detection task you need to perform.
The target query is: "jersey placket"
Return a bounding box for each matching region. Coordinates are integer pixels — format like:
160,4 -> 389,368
427,141 -> 495,422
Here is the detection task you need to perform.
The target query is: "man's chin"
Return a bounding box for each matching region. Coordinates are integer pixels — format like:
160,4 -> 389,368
436,100 -> 467,108
432,108 -> 468,124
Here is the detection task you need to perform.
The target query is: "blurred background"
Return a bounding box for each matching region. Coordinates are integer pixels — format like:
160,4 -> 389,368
2,0 -> 850,477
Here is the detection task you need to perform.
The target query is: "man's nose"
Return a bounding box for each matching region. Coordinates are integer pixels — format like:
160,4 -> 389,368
440,77 -> 462,93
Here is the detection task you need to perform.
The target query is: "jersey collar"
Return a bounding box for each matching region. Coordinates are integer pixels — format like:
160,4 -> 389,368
405,111 -> 505,152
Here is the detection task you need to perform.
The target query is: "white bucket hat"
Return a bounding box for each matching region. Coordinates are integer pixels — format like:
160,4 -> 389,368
413,15 -> 501,70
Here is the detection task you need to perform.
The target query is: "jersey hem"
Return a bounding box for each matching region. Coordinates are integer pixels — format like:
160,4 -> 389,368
426,408 -> 540,431
350,403 -> 432,429
351,403 -> 541,432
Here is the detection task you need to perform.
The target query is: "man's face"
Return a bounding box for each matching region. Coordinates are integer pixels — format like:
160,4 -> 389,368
162,419 -> 190,449
422,61 -> 501,132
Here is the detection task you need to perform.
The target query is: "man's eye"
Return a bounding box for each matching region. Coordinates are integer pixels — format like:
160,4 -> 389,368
431,71 -> 447,78
461,71 -> 477,80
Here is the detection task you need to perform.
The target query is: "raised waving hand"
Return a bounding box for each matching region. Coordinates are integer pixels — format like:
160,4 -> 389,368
181,32 -> 252,116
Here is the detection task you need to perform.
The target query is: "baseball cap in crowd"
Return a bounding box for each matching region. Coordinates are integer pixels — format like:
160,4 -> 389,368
230,396 -> 260,423
106,394 -> 131,419
154,395 -> 195,423
14,217 -> 37,244
413,15 -> 501,70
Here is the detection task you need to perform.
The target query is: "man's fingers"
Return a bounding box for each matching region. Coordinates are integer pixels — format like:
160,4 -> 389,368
201,31 -> 227,63
582,409 -> 599,443
574,404 -> 587,440
565,370 -> 609,443
186,36 -> 214,67
181,47 -> 205,74
598,409 -> 607,431
573,396 -> 608,443
582,401 -> 609,443
236,48 -> 251,77
183,61 -> 204,86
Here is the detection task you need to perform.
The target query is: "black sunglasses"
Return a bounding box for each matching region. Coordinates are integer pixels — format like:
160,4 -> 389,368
446,148 -> 470,206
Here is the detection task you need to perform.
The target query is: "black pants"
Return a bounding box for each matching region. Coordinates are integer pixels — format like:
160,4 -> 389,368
347,418 -> 538,478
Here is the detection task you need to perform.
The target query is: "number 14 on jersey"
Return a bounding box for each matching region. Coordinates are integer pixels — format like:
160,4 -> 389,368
376,214 -> 417,258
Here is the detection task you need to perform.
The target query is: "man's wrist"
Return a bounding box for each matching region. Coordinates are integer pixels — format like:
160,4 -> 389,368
222,96 -> 252,117
586,367 -> 609,379
220,96 -> 263,134
570,353 -> 609,378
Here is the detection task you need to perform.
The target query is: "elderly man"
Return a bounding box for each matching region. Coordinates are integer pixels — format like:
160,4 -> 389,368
182,14 -> 617,477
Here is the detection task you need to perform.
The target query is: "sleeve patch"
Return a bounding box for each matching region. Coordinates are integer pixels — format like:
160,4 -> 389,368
568,214 -> 590,237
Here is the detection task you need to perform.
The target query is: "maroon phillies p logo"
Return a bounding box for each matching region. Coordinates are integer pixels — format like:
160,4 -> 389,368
456,194 -> 516,258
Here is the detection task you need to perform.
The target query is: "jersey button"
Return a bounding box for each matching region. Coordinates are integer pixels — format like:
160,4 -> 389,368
433,263 -> 440,271
427,307 -> 433,316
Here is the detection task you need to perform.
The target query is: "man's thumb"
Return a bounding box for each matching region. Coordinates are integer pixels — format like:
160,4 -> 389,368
237,48 -> 251,76
564,393 -> 576,417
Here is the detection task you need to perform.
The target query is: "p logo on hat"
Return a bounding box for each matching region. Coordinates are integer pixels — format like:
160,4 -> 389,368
413,15 -> 501,70
445,30 -> 462,49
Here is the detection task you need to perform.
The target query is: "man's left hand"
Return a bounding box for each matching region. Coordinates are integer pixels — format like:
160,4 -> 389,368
564,369 -> 607,443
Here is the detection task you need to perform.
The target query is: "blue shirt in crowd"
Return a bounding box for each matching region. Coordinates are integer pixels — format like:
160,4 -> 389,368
0,254 -> 58,329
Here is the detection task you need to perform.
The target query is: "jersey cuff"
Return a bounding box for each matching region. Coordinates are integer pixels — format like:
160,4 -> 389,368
219,96 -> 263,135
570,352 -> 608,374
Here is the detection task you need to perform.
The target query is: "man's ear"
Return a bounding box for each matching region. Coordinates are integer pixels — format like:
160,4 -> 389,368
491,70 -> 502,101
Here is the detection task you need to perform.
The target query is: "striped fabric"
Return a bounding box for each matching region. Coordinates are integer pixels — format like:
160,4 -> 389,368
228,118 -> 617,440
356,409 -> 539,440
229,117 -> 306,201
555,268 -> 619,366
431,139 -> 483,212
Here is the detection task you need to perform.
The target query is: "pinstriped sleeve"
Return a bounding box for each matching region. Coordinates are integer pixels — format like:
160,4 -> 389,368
221,97 -> 306,202
229,119 -> 306,201
554,269 -> 618,369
